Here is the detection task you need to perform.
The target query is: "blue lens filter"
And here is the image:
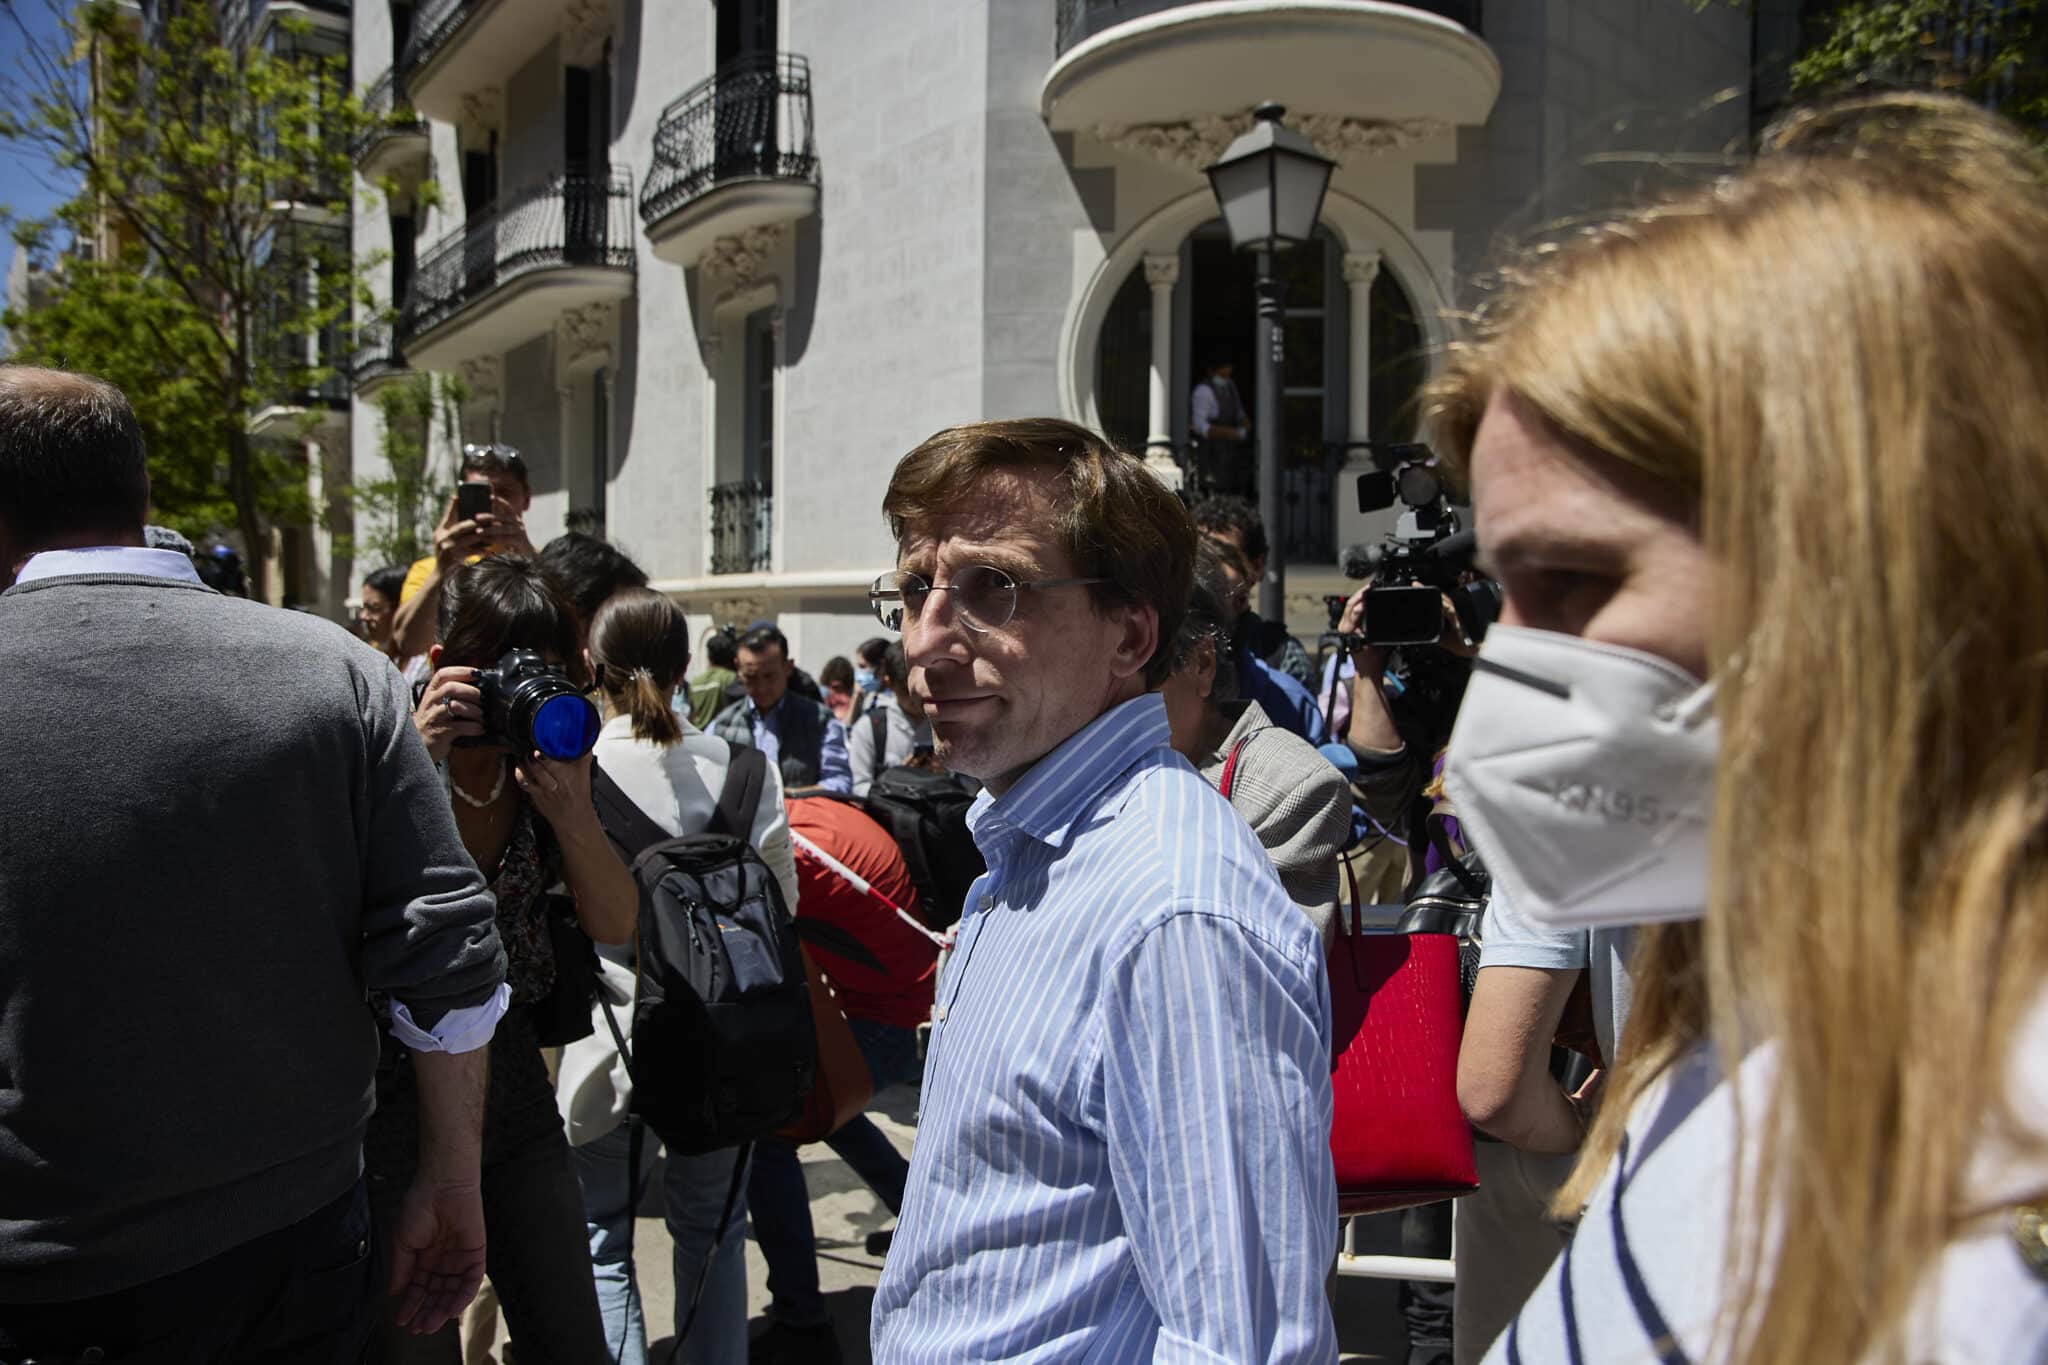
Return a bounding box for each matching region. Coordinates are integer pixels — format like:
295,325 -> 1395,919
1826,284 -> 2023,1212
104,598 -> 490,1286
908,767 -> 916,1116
532,693 -> 601,760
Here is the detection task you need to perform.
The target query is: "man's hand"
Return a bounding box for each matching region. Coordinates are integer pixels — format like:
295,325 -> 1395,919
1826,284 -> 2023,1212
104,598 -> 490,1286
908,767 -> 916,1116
387,1173 -> 487,1335
482,489 -> 537,558
432,491 -> 491,572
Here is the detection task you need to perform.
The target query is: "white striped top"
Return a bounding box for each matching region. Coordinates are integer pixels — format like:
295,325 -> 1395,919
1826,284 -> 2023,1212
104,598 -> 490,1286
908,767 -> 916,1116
869,694 -> 1339,1362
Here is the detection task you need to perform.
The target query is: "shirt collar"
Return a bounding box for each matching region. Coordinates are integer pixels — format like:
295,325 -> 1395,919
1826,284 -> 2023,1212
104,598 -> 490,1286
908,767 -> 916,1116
970,693 -> 1171,851
15,546 -> 205,587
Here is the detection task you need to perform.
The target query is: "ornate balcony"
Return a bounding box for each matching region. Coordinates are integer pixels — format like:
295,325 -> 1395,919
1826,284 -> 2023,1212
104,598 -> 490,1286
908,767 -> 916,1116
1042,1 -> 1499,146
350,319 -> 409,395
709,481 -> 773,575
401,0 -> 565,124
353,68 -> 430,182
640,53 -> 819,269
397,167 -> 635,371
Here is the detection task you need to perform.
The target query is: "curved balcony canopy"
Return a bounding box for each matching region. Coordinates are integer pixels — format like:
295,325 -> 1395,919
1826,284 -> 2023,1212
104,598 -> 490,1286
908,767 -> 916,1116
353,68 -> 430,181
398,168 -> 636,371
401,0 -> 562,123
640,53 -> 819,269
1043,0 -> 1499,136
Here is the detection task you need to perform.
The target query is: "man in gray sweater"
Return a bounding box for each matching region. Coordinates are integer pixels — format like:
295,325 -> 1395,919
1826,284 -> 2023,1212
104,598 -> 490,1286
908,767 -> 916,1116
0,367 -> 507,1358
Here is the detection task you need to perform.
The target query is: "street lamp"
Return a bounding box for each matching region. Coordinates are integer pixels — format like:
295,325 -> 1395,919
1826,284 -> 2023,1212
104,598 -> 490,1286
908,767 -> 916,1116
1205,102 -> 1335,622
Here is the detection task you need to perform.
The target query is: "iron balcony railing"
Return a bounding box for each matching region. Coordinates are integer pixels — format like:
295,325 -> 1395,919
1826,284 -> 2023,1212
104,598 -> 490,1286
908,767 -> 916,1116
640,53 -> 818,227
400,0 -> 484,75
350,319 -> 407,388
353,68 -> 427,162
709,481 -> 773,575
399,167 -> 636,343
1054,0 -> 1481,53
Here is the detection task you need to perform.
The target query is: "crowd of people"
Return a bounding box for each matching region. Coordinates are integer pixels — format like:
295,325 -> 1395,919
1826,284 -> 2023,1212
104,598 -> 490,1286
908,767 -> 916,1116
4,89 -> 2048,1365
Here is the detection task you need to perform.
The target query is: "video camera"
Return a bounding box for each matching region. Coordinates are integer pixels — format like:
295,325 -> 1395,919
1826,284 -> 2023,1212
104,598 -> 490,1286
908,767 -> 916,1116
454,648 -> 602,761
1327,442 -> 1501,652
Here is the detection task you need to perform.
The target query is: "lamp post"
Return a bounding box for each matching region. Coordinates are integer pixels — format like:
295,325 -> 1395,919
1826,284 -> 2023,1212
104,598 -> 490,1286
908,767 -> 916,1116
1205,102 -> 1335,623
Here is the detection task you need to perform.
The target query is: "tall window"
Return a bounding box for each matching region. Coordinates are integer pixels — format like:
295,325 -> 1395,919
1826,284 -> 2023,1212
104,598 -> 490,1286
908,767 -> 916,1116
743,309 -> 775,488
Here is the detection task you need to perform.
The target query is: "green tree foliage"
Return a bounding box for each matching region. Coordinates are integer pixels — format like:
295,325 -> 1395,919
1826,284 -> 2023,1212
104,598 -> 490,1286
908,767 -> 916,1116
0,0 -> 363,599
1796,1 -> 2047,130
349,372 -> 457,570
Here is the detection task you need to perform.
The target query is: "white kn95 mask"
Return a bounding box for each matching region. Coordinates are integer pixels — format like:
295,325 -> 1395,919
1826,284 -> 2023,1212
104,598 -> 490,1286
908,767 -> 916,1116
1443,624 -> 1716,931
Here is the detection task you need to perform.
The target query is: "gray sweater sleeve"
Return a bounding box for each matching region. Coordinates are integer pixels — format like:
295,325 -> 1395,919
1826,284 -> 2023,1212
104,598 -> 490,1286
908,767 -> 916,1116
358,661 -> 506,1025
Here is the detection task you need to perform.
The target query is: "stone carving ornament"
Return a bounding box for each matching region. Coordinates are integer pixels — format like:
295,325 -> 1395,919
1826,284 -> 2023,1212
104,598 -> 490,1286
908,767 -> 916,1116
1094,109 -> 1447,173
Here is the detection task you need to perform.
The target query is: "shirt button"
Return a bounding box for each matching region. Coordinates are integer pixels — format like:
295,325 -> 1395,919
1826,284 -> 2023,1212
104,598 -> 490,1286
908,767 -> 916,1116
979,895 -> 995,912
933,1005 -> 948,1022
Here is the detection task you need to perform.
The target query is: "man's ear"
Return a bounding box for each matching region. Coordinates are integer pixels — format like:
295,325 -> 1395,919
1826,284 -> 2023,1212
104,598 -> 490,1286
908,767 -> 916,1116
1195,636 -> 1219,702
1108,602 -> 1160,684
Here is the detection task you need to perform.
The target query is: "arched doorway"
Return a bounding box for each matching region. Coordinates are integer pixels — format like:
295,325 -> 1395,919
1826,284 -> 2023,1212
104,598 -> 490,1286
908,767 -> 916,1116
1094,217 -> 1429,561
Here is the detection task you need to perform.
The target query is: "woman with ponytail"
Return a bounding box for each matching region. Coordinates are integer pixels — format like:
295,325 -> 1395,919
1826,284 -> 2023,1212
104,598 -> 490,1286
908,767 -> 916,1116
574,587 -> 799,1365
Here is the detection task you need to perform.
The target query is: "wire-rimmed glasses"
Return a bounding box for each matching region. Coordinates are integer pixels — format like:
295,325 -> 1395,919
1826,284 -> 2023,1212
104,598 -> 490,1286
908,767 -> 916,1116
869,565 -> 1107,633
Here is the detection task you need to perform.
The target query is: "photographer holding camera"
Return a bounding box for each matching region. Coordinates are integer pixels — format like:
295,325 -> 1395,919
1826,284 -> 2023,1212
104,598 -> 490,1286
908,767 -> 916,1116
386,555 -> 637,1364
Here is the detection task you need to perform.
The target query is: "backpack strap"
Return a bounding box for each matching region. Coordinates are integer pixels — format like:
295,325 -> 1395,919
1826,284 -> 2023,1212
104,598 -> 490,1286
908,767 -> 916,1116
591,764 -> 673,860
710,742 -> 768,839
869,705 -> 889,767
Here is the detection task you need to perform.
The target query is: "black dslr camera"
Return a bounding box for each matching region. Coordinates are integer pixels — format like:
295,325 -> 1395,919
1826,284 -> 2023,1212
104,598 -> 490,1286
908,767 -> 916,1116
1334,442 -> 1502,651
455,648 -> 601,761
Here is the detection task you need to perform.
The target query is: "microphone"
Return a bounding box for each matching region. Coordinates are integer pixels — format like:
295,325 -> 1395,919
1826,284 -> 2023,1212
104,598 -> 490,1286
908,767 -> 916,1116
1339,543 -> 1377,578
1421,528 -> 1477,564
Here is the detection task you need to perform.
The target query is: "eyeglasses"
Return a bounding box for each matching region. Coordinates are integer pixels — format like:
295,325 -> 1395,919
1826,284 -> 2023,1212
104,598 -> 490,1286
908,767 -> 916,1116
870,565 -> 1107,634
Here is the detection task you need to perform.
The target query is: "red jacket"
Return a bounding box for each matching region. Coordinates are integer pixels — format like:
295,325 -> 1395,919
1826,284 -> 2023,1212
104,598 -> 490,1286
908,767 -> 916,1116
787,796 -> 939,1030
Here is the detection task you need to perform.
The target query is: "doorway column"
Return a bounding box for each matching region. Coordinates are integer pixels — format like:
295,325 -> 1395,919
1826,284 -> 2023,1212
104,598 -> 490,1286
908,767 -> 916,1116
1339,249 -> 1384,551
1143,252 -> 1182,490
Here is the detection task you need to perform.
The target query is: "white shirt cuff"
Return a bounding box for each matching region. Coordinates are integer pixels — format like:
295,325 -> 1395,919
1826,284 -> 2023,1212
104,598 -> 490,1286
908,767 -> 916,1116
388,983 -> 511,1055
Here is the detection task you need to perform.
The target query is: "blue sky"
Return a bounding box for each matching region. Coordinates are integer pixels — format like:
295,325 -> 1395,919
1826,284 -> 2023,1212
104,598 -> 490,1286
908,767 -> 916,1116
1,1 -> 84,286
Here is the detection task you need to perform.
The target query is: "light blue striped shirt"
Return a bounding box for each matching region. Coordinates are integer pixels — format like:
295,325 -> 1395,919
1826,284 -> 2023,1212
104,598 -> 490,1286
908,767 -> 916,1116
871,694 -> 1339,1363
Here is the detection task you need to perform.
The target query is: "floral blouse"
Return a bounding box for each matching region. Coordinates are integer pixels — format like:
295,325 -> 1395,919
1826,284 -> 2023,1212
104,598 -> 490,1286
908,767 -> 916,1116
493,797 -> 564,1007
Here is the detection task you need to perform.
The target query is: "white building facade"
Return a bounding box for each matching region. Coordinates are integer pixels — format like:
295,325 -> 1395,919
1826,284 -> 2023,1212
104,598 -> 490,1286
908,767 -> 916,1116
348,0 -> 1754,661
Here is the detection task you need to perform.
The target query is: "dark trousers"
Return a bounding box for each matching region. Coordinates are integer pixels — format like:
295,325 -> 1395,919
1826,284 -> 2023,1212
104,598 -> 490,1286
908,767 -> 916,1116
366,1008 -> 609,1365
1399,1199 -> 1456,1364
746,1018 -> 919,1328
0,1179 -> 381,1365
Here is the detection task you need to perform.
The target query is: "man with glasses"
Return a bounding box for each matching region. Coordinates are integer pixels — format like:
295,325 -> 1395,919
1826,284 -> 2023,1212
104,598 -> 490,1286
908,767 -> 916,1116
866,418 -> 1337,1363
388,443 -> 538,665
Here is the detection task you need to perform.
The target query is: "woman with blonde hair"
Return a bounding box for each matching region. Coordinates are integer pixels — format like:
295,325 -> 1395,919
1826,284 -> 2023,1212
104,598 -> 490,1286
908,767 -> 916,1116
1430,93 -> 2048,1362
569,586 -> 799,1365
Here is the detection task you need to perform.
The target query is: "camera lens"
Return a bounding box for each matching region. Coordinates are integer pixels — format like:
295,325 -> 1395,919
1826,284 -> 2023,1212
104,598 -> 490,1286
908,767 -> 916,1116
528,691 -> 601,760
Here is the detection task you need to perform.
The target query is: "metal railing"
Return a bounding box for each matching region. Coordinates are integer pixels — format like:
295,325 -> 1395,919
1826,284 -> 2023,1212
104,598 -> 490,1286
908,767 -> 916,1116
350,319 -> 407,388
1054,0 -> 1481,53
709,481 -> 773,575
640,53 -> 818,226
399,167 -> 636,343
353,68 -> 427,162
400,0 -> 485,75
1172,439 -> 1346,563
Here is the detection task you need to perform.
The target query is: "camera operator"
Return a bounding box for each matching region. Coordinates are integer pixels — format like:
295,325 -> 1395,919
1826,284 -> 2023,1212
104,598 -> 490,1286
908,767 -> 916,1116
380,556 -> 637,1363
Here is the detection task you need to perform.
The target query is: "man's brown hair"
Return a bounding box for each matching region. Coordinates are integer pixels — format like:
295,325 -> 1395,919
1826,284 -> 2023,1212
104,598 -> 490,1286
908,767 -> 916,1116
881,418 -> 1196,688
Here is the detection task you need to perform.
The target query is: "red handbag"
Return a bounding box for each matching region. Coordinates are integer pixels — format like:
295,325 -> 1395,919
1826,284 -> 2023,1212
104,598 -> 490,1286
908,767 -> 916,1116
1325,862 -> 1479,1214
1214,737 -> 1478,1214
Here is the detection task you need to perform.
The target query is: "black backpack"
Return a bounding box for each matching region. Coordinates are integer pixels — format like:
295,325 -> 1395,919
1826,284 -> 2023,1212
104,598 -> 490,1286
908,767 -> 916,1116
591,747 -> 816,1156
853,765 -> 986,930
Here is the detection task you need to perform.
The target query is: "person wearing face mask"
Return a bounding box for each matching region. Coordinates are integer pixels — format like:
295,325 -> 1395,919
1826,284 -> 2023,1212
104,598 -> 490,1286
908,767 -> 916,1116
1434,93 -> 2048,1365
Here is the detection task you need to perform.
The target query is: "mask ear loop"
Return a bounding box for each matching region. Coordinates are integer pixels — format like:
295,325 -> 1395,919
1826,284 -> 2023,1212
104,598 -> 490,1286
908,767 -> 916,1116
1661,680 -> 1718,731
